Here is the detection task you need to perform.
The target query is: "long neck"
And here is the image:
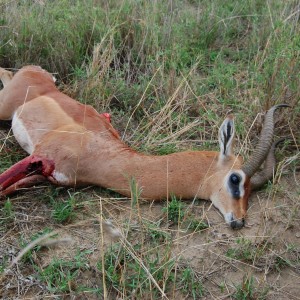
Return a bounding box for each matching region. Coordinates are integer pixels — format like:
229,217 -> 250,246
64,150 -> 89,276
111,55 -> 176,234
86,143 -> 220,200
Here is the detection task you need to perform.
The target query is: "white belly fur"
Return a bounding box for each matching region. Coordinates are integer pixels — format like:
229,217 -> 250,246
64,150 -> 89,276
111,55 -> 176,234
12,113 -> 34,154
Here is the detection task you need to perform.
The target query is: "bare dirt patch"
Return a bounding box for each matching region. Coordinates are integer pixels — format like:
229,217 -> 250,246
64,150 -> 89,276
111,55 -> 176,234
0,172 -> 299,299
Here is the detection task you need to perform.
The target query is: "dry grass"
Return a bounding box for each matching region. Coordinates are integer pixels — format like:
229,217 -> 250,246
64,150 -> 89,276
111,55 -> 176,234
0,176 -> 299,299
0,0 -> 300,299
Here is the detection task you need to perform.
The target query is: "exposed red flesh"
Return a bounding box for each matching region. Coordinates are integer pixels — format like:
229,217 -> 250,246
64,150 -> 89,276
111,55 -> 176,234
1,175 -> 46,196
100,113 -> 111,123
0,155 -> 54,195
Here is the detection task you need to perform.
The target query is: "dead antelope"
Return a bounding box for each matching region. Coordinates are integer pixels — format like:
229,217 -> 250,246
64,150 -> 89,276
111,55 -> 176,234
0,66 -> 288,229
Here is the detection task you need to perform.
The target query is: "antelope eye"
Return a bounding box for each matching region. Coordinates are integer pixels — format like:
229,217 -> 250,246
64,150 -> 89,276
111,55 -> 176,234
230,174 -> 240,185
233,190 -> 240,197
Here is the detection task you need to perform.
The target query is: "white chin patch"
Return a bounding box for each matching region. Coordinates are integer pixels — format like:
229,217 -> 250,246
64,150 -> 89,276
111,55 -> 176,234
52,76 -> 57,83
224,212 -> 233,224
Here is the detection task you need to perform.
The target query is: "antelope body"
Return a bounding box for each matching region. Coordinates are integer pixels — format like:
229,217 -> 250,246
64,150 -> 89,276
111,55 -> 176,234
0,66 -> 287,228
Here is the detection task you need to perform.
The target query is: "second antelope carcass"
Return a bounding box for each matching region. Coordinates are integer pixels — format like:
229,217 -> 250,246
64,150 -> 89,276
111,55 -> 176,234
0,66 -> 288,228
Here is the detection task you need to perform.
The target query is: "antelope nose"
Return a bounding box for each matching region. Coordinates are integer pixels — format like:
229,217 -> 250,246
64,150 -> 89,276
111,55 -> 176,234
230,218 -> 245,229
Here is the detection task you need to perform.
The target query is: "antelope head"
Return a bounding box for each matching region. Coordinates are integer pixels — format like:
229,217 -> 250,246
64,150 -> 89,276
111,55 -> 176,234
209,104 -> 288,228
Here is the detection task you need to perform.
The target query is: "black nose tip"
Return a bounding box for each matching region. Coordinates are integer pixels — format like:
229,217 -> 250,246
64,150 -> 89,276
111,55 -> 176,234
230,218 -> 245,229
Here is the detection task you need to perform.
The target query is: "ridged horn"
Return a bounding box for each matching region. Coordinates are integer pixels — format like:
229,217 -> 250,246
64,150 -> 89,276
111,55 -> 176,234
250,139 -> 285,190
242,104 -> 289,178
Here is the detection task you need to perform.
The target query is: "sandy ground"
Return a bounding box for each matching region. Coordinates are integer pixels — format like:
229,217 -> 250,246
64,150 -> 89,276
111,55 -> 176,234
0,170 -> 299,299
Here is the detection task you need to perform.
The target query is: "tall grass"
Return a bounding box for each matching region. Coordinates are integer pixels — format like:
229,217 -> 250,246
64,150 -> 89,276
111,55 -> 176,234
2,0 -> 298,153
0,0 -> 299,298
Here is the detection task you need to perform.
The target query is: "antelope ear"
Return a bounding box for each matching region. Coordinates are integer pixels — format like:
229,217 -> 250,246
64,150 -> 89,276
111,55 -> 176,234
218,116 -> 235,162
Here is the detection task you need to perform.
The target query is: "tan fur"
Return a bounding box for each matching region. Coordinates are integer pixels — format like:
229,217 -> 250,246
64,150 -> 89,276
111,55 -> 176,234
0,66 -> 249,227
